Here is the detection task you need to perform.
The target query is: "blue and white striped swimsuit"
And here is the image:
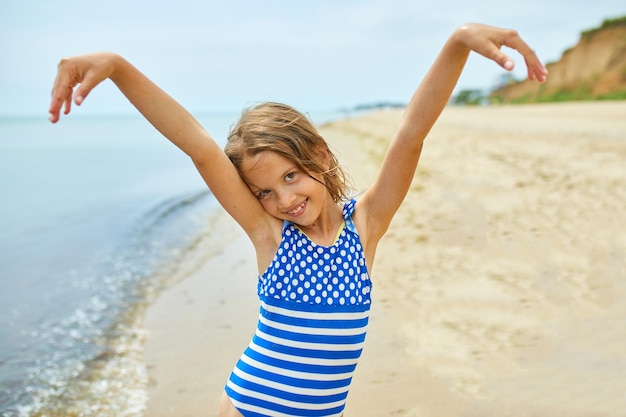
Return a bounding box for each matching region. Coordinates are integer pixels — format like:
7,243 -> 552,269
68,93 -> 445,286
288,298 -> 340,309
225,199 -> 372,416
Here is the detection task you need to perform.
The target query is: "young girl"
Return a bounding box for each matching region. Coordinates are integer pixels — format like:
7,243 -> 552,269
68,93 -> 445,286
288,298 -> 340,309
48,23 -> 547,417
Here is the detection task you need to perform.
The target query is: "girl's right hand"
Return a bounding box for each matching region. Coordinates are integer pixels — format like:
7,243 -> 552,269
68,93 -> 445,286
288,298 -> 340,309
452,23 -> 548,83
48,52 -> 120,123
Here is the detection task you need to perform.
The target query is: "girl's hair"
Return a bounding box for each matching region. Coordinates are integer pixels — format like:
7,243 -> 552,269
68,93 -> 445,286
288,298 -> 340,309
225,102 -> 352,203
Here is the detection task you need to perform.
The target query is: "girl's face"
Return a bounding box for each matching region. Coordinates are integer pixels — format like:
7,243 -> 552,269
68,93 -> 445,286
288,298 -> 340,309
240,151 -> 330,225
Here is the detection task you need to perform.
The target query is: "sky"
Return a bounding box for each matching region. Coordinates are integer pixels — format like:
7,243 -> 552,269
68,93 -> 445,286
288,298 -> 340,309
0,0 -> 624,117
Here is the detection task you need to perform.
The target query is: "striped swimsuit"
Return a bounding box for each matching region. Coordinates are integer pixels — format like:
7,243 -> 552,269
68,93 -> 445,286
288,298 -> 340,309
225,199 -> 372,416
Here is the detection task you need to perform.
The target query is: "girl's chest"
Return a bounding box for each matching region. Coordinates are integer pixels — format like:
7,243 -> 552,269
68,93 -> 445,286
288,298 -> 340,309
258,229 -> 372,306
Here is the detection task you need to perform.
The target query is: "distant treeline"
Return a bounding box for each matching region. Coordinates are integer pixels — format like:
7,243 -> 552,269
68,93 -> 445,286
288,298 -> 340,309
352,102 -> 406,111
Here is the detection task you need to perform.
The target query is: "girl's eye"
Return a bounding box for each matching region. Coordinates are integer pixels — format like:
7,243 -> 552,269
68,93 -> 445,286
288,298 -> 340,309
257,190 -> 271,199
285,172 -> 296,182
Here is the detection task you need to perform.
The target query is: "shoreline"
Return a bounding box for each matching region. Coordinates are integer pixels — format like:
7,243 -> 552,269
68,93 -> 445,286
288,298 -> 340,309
142,101 -> 626,416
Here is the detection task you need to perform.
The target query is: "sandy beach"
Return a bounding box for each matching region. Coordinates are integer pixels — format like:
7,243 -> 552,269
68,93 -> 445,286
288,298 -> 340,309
142,101 -> 626,417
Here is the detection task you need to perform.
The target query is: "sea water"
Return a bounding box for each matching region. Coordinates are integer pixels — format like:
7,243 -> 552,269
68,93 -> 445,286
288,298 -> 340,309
0,109 -> 344,416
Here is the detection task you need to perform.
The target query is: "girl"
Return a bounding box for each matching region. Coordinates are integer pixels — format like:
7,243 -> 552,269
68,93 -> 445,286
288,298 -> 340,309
48,23 -> 547,417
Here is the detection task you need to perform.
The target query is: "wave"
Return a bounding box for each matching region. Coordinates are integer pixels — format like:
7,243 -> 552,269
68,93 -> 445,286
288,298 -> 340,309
138,189 -> 212,232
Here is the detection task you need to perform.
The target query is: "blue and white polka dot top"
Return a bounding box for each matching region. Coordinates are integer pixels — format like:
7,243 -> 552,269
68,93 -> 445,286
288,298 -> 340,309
225,199 -> 373,417
258,199 -> 371,306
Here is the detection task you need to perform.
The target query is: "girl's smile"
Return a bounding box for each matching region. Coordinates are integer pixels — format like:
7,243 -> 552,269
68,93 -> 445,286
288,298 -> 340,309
285,198 -> 307,217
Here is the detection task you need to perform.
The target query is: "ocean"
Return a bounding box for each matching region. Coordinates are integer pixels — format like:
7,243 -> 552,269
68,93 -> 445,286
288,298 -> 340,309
0,109 -> 345,416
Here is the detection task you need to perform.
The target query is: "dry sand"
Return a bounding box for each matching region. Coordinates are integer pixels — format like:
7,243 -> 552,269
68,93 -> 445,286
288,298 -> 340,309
142,101 -> 626,417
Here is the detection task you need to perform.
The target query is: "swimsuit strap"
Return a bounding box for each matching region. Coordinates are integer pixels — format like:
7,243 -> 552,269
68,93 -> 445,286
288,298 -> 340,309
343,199 -> 358,234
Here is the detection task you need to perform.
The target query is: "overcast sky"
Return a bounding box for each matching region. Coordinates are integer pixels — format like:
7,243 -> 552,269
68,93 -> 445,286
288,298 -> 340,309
1,0 -> 624,117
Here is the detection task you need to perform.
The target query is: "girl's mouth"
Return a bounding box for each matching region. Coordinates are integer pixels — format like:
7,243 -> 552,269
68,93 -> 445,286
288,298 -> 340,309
287,199 -> 307,216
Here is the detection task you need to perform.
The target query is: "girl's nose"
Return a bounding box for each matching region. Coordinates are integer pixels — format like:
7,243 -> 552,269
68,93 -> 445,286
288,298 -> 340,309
276,188 -> 296,210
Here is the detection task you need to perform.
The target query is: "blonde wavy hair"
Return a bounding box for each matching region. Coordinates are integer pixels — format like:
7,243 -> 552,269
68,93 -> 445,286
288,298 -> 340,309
225,102 -> 352,203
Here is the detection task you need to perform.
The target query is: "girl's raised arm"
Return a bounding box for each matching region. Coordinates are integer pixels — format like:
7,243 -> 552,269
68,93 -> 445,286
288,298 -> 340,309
360,24 -> 547,241
48,53 -> 270,238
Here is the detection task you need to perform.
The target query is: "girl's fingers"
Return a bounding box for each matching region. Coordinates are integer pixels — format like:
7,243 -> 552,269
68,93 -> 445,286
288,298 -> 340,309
49,58 -> 91,122
499,53 -> 515,71
73,73 -> 98,106
460,25 -> 519,73
502,31 -> 548,82
49,84 -> 70,122
483,43 -> 514,70
49,65 -> 77,122
466,24 -> 547,82
63,88 -> 72,115
49,54 -> 116,122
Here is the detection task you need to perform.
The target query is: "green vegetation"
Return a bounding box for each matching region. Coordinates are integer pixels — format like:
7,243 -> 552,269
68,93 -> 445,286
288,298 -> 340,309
492,89 -> 626,104
582,15 -> 626,38
534,87 -> 593,103
454,89 -> 487,105
595,91 -> 626,100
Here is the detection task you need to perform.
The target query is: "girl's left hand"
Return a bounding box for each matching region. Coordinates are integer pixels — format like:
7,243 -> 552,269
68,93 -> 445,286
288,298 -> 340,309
48,53 -> 118,123
454,23 -> 548,82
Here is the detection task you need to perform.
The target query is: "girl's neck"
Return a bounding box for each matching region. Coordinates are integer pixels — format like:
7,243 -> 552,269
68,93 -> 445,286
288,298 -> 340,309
294,202 -> 343,246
